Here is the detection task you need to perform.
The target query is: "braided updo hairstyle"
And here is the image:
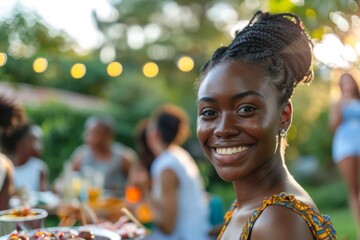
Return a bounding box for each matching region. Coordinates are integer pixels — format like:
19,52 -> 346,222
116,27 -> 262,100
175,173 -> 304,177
199,11 -> 313,104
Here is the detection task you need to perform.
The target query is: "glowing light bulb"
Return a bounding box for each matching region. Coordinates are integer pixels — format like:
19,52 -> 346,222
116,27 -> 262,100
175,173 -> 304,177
33,58 -> 48,73
107,61 -> 123,77
143,62 -> 159,78
177,56 -> 194,72
71,63 -> 86,79
0,53 -> 7,67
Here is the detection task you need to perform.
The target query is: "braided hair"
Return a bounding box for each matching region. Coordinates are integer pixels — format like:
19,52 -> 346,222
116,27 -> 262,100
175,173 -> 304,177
0,94 -> 26,133
199,11 -> 313,104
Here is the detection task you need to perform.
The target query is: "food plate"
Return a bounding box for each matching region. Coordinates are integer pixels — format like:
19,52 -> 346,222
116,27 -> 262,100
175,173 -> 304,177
0,226 -> 120,240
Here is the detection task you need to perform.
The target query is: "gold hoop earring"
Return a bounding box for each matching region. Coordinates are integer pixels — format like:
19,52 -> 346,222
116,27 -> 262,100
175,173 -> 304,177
280,129 -> 287,138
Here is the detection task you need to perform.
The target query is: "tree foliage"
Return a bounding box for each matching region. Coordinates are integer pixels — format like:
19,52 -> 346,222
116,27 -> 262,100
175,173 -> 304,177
1,0 -> 360,183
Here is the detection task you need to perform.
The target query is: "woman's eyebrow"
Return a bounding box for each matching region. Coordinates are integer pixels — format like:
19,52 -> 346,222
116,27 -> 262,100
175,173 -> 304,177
197,96 -> 215,103
232,91 -> 264,100
198,91 -> 263,103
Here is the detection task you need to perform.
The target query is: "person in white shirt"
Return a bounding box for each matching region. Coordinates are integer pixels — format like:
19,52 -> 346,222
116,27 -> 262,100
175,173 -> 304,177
0,95 -> 26,210
1,123 -> 49,193
133,104 -> 209,240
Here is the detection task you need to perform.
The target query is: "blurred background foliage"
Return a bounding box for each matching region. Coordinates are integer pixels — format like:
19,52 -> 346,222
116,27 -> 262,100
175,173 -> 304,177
0,0 -> 359,237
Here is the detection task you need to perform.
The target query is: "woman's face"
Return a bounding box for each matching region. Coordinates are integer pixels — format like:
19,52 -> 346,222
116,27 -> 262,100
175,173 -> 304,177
339,74 -> 358,97
197,61 -> 287,182
85,123 -> 112,148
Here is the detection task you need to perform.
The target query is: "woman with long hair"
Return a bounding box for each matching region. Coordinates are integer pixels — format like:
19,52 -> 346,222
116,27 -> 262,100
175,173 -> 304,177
329,72 -> 360,230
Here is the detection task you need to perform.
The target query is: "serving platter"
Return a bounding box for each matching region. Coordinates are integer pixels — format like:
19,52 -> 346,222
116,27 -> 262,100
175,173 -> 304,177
0,208 -> 48,221
0,226 -> 120,240
0,208 -> 48,236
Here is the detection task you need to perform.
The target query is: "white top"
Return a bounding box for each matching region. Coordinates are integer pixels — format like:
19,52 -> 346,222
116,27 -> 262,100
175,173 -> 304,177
14,157 -> 47,192
150,145 -> 210,240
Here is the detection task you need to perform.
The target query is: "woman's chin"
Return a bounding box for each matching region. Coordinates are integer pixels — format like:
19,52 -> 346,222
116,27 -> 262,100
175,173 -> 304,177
214,168 -> 241,182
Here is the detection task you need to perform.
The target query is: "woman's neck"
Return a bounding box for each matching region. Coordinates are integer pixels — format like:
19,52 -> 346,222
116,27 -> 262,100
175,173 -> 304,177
152,141 -> 168,157
232,154 -> 289,210
13,153 -> 30,166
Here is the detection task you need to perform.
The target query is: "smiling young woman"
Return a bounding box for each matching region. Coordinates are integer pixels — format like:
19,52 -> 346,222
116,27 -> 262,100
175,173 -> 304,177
196,11 -> 337,240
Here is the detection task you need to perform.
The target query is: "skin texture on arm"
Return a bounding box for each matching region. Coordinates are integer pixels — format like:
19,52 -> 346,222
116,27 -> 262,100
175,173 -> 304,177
70,148 -> 85,171
39,164 -> 49,192
121,147 -> 138,178
251,205 -> 315,240
0,175 -> 11,210
329,101 -> 342,132
144,168 -> 179,234
0,158 -> 14,210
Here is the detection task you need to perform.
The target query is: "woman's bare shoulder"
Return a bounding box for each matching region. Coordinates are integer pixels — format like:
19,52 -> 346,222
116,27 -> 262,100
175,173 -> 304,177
250,204 -> 315,240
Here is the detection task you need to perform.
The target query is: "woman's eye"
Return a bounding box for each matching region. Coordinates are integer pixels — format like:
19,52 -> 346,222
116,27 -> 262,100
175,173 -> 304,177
200,109 -> 217,117
238,105 -> 256,113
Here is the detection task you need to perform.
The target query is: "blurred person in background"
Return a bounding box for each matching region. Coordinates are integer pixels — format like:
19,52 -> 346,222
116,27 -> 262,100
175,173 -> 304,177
131,118 -> 224,238
1,123 -> 49,194
133,119 -> 156,174
124,119 -> 155,203
133,104 -> 209,240
329,72 -> 360,230
0,95 -> 26,210
69,116 -> 138,197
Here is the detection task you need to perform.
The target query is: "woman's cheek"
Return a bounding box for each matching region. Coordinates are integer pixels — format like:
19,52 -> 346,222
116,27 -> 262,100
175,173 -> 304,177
197,120 -> 212,140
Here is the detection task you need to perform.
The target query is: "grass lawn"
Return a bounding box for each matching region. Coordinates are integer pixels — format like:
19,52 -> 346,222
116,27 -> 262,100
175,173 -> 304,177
304,180 -> 358,239
324,207 -> 357,240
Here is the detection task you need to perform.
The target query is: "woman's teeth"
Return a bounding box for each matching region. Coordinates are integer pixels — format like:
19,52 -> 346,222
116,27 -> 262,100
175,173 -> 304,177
216,146 -> 249,155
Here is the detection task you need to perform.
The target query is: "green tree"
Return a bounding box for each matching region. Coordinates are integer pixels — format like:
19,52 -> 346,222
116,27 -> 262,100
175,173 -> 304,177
1,0 -> 360,184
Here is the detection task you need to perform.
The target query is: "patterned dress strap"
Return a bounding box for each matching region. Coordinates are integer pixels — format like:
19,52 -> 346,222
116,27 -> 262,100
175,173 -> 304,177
240,193 -> 337,240
217,200 -> 237,240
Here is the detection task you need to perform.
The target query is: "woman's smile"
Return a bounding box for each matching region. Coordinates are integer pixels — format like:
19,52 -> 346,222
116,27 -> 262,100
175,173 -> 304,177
211,144 -> 252,165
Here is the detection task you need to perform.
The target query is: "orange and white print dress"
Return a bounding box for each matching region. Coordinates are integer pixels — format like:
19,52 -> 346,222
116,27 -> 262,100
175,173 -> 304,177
218,192 -> 337,240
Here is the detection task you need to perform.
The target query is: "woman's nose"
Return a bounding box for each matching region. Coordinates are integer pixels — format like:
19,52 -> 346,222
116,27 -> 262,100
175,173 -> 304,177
214,113 -> 239,138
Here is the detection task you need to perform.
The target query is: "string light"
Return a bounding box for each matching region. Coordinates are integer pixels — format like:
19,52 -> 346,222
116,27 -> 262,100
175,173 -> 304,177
0,53 -> 7,67
143,62 -> 159,78
71,63 -> 86,79
0,51 -> 197,80
177,56 -> 194,72
33,58 -> 48,73
107,61 -> 123,77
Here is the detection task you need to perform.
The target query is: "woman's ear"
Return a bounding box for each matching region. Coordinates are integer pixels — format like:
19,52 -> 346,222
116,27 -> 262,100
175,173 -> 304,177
280,101 -> 293,131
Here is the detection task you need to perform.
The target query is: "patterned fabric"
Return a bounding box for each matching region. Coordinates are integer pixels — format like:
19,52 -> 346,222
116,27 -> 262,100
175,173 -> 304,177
217,192 -> 337,240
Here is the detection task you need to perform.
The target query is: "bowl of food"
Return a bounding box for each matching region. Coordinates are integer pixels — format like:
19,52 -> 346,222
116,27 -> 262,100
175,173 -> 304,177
0,206 -> 48,236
